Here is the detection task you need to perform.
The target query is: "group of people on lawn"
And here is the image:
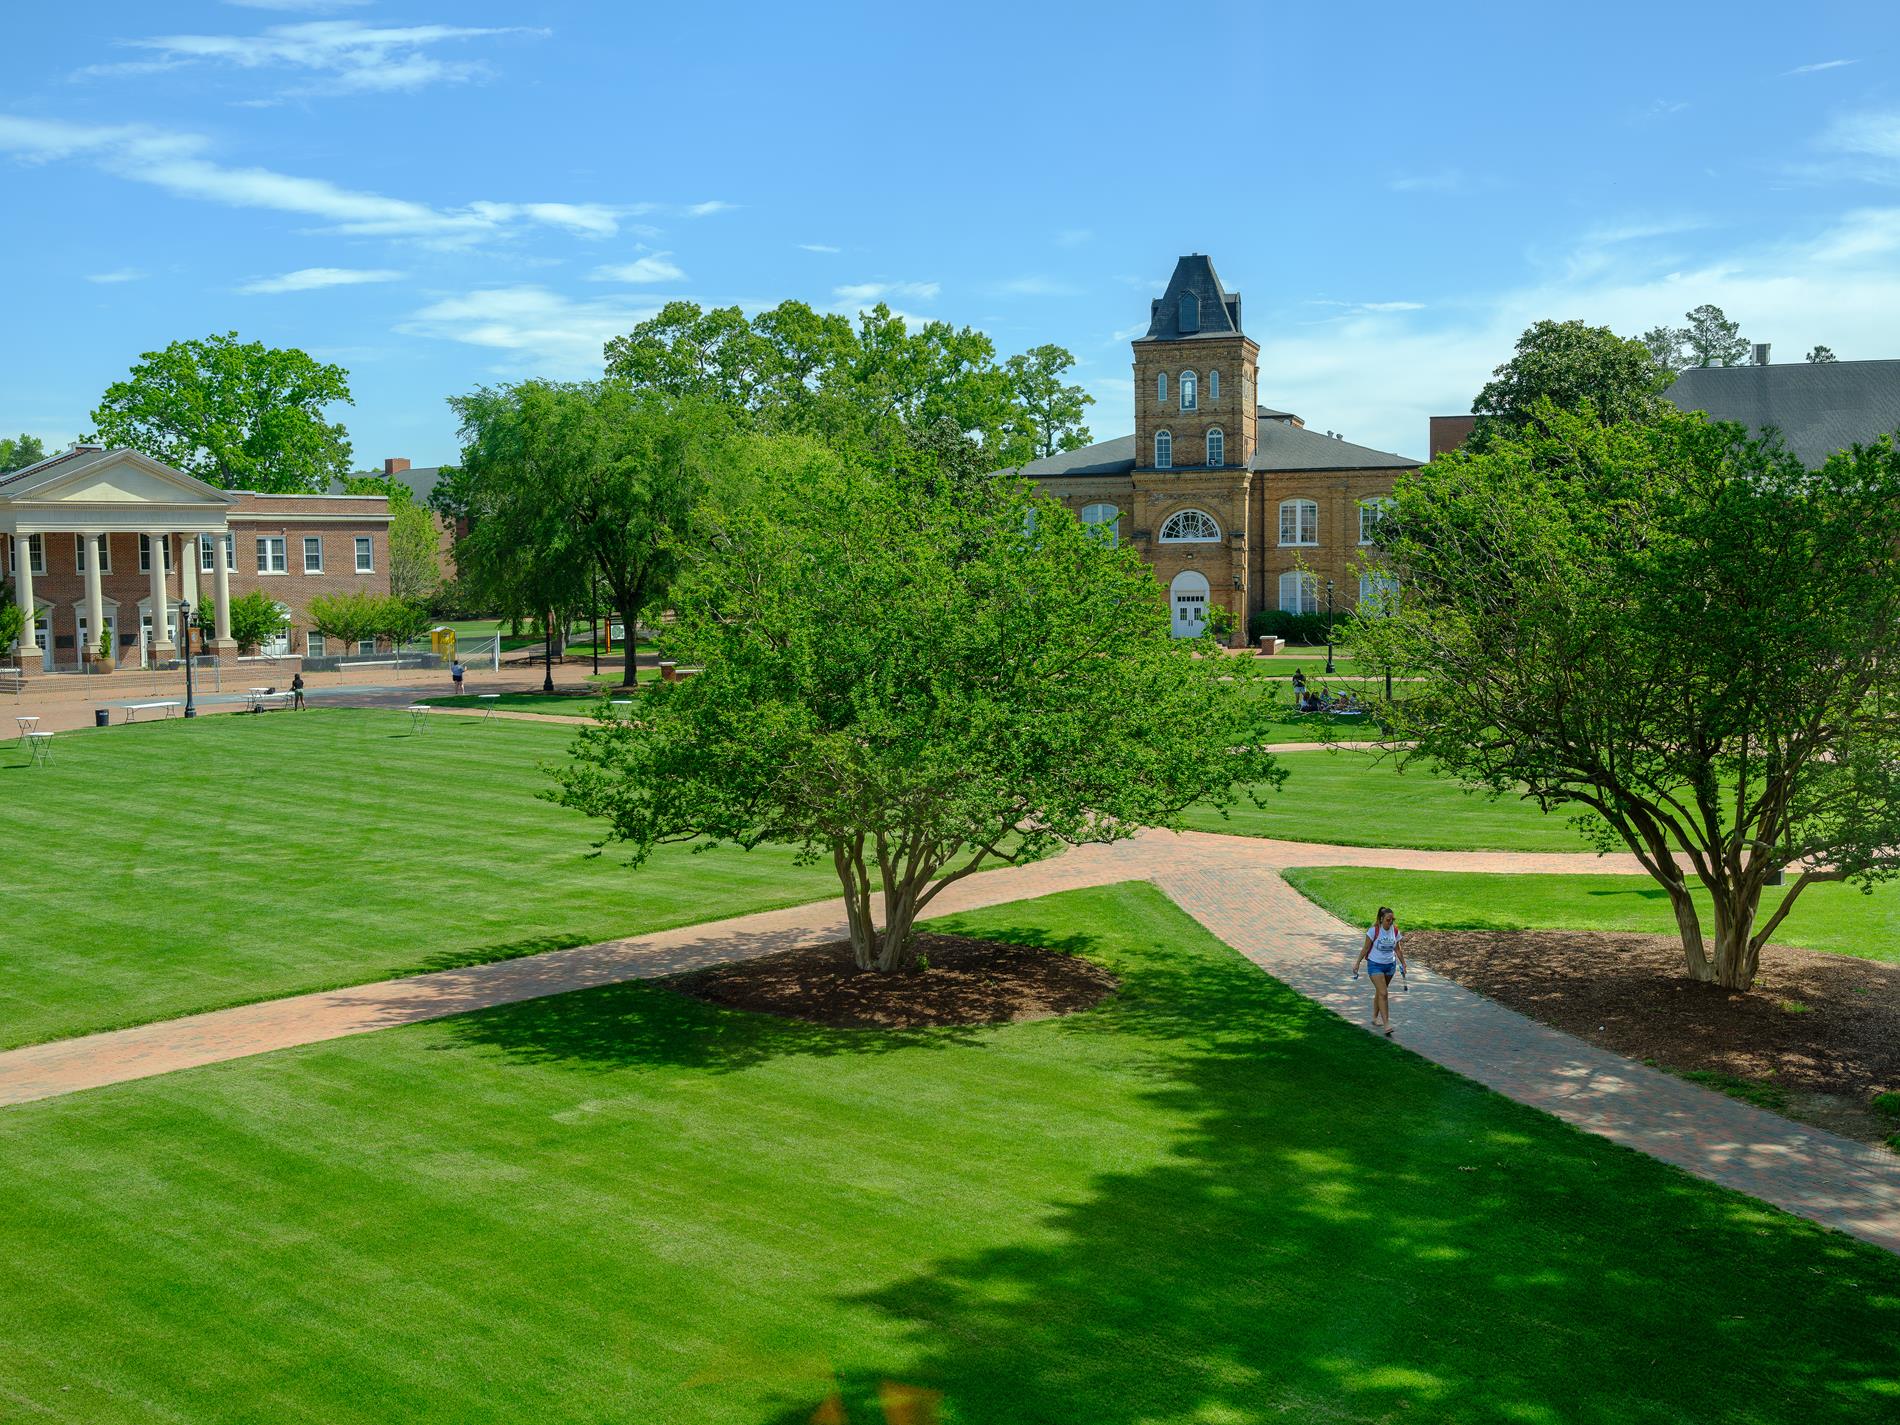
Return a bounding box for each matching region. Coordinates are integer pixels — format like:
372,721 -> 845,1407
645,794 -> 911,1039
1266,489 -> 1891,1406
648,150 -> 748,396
1289,669 -> 1364,715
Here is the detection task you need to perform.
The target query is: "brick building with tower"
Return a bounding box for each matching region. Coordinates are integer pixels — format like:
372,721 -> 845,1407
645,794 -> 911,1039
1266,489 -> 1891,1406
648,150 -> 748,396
1019,254 -> 1419,644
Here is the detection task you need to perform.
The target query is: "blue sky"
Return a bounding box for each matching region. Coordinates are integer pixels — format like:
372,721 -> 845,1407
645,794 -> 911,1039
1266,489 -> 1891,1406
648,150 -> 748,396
3,0 -> 1898,466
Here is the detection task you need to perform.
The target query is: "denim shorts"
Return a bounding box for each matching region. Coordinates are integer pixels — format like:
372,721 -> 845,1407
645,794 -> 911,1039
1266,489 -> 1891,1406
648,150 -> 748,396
1367,960 -> 1396,980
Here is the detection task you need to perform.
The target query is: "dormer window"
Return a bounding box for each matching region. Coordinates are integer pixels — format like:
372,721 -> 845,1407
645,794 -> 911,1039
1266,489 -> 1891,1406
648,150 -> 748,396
1154,430 -> 1172,469
1209,370 -> 1220,401
1179,292 -> 1200,333
1156,371 -> 1167,402
1180,371 -> 1197,411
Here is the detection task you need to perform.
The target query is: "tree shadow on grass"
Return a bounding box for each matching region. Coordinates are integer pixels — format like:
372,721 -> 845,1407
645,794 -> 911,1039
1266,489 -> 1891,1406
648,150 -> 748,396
752,930 -> 1900,1424
396,933 -> 593,978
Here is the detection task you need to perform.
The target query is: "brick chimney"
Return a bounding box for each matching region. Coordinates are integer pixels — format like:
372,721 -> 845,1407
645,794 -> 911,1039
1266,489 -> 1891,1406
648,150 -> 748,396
384,457 -> 411,476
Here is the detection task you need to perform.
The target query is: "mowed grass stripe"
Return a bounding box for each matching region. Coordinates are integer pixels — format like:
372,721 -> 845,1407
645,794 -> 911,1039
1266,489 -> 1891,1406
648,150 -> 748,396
0,885 -> 1894,1422
0,709 -> 839,1049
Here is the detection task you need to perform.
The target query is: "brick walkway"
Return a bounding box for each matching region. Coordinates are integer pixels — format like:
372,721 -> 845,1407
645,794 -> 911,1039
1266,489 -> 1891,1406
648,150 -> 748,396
4,828 -> 1897,1254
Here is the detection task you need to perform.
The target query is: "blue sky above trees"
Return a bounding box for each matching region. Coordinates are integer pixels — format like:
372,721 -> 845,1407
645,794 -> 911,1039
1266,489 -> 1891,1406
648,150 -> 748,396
3,0 -> 1897,465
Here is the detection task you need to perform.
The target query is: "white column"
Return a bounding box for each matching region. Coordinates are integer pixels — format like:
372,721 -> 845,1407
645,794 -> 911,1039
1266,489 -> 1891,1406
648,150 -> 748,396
147,529 -> 175,659
83,535 -> 106,667
178,534 -> 201,657
12,535 -> 37,656
211,528 -> 234,652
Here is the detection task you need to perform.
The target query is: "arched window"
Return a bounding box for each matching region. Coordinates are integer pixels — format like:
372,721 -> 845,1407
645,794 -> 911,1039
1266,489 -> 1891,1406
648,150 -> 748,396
1159,508 -> 1221,542
1156,371 -> 1167,402
1209,370 -> 1220,401
1179,292 -> 1200,333
1154,430 -> 1172,468
1205,428 -> 1224,467
1358,572 -> 1399,611
1278,498 -> 1318,546
1080,502 -> 1120,546
1279,571 -> 1318,615
1359,496 -> 1395,545
1179,371 -> 1198,412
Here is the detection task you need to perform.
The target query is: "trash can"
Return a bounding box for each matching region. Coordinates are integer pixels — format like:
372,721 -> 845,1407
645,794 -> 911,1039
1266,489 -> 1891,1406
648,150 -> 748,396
95,708 -> 111,728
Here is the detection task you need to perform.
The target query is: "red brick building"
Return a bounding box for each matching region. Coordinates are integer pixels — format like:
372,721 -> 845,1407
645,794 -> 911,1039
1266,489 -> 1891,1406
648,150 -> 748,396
1020,255 -> 1419,644
1,446 -> 392,672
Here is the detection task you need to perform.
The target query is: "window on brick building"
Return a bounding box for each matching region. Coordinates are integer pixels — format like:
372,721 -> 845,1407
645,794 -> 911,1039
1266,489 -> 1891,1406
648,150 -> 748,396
1279,570 -> 1318,615
1179,371 -> 1197,412
1359,497 -> 1394,545
307,633 -> 327,658
27,534 -> 44,575
1159,508 -> 1220,543
257,536 -> 287,574
1179,292 -> 1200,333
1358,572 -> 1400,611
1206,428 -> 1224,467
138,534 -> 173,572
199,532 -> 235,572
354,536 -> 374,573
303,536 -> 324,573
1156,371 -> 1167,402
1209,370 -> 1220,401
1154,430 -> 1172,469
75,535 -> 112,573
1278,498 -> 1318,546
1080,502 -> 1120,546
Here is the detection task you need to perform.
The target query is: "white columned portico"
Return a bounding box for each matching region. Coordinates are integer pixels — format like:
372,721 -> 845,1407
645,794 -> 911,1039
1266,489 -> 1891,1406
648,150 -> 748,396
83,535 -> 106,666
12,535 -> 38,657
147,528 -> 175,660
211,529 -> 234,653
177,533 -> 200,656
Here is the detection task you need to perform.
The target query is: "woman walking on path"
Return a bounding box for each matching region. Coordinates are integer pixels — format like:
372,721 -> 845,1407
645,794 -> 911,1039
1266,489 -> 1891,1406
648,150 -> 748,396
1354,906 -> 1406,1035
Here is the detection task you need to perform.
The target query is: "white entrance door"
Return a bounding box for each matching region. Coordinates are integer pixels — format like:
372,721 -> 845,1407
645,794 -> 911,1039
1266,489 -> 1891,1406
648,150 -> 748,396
35,609 -> 53,672
139,609 -> 178,667
1170,570 -> 1211,638
79,611 -> 119,667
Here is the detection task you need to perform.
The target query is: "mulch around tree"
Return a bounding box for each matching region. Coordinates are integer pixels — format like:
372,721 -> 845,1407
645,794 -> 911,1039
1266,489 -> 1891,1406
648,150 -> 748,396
1406,930 -> 1900,1146
666,933 -> 1121,1030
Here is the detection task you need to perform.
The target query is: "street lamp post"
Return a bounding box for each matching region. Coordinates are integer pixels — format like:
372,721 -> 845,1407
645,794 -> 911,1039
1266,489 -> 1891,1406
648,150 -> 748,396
179,599 -> 197,718
543,610 -> 556,695
1325,580 -> 1336,674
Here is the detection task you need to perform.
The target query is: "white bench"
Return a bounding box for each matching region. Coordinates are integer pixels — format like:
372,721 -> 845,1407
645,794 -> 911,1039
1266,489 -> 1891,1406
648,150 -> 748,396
24,731 -> 54,766
122,701 -> 182,723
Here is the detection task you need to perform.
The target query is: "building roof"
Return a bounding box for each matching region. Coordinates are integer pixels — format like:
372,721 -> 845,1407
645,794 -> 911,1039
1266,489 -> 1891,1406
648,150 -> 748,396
1663,359 -> 1900,467
334,465 -> 444,504
0,445 -> 111,492
1013,423 -> 1418,478
1257,404 -> 1301,424
1135,255 -> 1244,343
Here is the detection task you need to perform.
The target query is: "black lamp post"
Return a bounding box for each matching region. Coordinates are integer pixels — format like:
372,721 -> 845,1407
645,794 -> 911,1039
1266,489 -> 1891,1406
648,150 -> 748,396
1325,579 -> 1336,674
542,610 -> 556,695
179,598 -> 197,718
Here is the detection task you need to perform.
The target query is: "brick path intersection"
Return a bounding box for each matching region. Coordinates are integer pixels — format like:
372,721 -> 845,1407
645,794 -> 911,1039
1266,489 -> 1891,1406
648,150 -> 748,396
3,828 -> 1897,1256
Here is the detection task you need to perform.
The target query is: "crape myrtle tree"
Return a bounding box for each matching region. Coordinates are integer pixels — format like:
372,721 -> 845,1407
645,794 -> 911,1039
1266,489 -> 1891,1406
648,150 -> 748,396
439,382 -> 717,687
89,333 -> 353,493
548,437 -> 1282,973
1351,402 -> 1900,991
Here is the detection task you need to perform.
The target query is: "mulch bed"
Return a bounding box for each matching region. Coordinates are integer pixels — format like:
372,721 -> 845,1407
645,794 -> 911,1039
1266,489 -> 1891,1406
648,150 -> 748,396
667,933 -> 1120,1030
1407,930 -> 1900,1145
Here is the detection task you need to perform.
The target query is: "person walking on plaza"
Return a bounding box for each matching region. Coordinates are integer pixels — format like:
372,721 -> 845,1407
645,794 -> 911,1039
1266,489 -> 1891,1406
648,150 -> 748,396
1353,905 -> 1406,1035
451,659 -> 466,695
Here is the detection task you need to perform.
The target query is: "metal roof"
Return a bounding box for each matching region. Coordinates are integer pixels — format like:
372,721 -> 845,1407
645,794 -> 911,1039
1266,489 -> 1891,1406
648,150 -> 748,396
1012,423 -> 1418,478
1135,255 -> 1244,343
1664,360 -> 1900,467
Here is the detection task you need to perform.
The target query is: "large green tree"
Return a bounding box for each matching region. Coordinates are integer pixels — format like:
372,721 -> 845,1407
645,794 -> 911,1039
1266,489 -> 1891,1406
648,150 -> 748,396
547,439 -> 1282,972
89,333 -> 353,492
1005,343 -> 1095,457
439,382 -> 718,687
1469,319 -> 1672,449
341,474 -> 443,603
1353,404 -> 1900,991
1682,303 -> 1750,367
0,433 -> 46,474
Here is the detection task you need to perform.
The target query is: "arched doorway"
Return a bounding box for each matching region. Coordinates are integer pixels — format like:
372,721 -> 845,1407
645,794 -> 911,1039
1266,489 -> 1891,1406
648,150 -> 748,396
1169,570 -> 1210,638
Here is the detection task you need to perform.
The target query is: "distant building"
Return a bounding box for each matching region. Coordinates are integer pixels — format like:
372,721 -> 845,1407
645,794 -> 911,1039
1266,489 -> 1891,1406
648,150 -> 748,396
1020,255 -> 1419,644
337,456 -> 460,581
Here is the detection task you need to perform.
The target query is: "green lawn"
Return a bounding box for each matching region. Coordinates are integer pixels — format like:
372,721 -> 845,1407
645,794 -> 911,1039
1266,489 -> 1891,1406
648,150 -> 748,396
0,710 -> 839,1048
421,686 -> 650,716
1285,866 -> 1900,963
1185,749 -> 1617,851
1,883 -> 1893,1423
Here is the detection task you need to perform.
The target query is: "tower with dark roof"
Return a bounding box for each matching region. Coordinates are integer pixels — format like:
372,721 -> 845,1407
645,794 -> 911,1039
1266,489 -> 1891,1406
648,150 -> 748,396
1132,255 -> 1259,474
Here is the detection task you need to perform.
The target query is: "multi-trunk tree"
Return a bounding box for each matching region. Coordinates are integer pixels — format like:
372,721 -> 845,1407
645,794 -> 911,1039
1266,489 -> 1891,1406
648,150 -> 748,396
1353,403 -> 1900,991
547,439 -> 1282,972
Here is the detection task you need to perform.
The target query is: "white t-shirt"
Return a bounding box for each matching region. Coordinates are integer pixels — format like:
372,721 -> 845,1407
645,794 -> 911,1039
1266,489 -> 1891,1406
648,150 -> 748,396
1366,925 -> 1400,964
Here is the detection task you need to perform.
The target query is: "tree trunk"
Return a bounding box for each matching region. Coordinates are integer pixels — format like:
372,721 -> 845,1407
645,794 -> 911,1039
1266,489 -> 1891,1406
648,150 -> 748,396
1708,886 -> 1762,991
829,835 -> 930,973
620,605 -> 639,688
1667,882 -> 1715,982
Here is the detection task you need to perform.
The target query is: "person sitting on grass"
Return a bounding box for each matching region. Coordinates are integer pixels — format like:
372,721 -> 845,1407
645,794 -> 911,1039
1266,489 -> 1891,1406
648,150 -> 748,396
1352,905 -> 1406,1036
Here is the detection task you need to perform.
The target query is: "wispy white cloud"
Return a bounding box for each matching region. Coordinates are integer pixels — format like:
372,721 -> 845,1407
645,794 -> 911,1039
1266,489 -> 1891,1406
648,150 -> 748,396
82,20 -> 548,95
1109,321 -> 1149,342
1638,98 -> 1691,122
238,266 -> 404,293
834,280 -> 940,305
1578,215 -> 1708,245
589,253 -> 686,283
686,200 -> 736,217
0,115 -> 669,246
1786,58 -> 1857,76
86,267 -> 147,284
798,242 -> 841,254
399,285 -> 655,376
1824,107 -> 1900,164
993,275 -> 1082,297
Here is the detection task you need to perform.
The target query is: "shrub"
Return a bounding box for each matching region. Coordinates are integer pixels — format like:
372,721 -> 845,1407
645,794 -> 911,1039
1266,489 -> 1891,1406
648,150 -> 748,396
1249,610 -> 1337,646
227,591 -> 288,654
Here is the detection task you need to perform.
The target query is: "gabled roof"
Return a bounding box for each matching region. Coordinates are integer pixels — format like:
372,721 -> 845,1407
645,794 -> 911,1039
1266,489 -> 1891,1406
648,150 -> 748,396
1250,422 -> 1417,472
0,445 -> 111,492
336,465 -> 445,503
0,446 -> 237,505
1664,359 -> 1900,467
1136,255 -> 1244,343
1016,435 -> 1137,478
